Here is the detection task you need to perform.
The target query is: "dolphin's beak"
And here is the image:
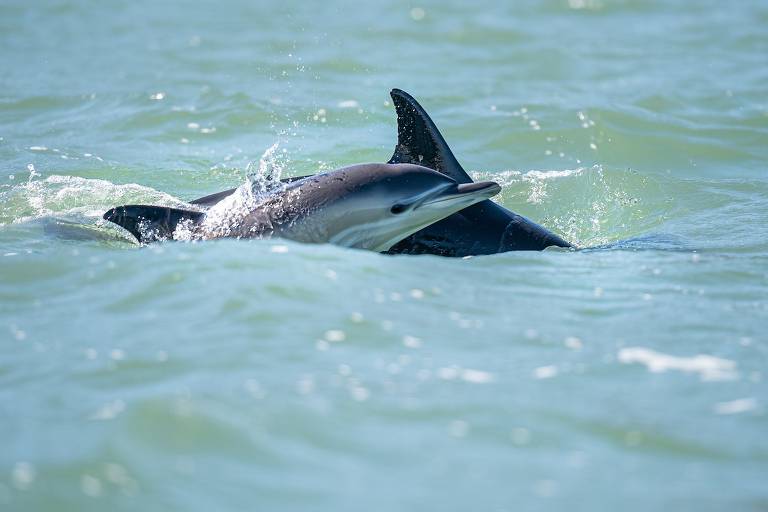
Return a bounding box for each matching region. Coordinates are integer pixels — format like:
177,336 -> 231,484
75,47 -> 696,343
419,180 -> 501,208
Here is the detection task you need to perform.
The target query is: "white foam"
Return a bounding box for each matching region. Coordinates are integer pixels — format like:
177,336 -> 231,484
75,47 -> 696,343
270,245 -> 289,253
470,167 -> 588,205
461,369 -> 494,384
3,175 -> 191,225
523,168 -> 584,181
713,398 -> 757,415
618,347 -> 737,381
437,366 -> 494,384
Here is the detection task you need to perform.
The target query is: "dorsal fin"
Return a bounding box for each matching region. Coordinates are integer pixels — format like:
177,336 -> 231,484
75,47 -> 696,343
387,89 -> 473,184
103,205 -> 204,244
189,188 -> 238,207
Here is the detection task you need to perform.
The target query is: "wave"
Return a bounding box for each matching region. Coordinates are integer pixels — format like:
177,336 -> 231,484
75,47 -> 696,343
0,175 -> 193,243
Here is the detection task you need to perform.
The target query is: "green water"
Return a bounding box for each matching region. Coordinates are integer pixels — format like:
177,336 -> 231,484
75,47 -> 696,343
1,0 -> 767,510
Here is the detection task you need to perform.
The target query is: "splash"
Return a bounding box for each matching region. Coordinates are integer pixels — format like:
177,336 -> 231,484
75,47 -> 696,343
0,144 -> 297,242
472,165 -> 668,247
193,143 -> 292,240
245,142 -> 286,195
522,168 -> 585,204
0,174 -> 190,227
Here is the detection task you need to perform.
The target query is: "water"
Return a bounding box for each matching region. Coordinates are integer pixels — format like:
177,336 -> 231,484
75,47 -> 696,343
1,0 -> 767,510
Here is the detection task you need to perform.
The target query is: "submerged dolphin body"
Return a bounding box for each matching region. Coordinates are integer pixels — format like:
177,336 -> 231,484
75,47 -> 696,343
103,163 -> 501,251
189,89 -> 571,256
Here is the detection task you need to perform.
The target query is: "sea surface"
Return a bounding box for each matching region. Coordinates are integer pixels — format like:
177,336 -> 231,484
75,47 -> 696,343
1,0 -> 767,510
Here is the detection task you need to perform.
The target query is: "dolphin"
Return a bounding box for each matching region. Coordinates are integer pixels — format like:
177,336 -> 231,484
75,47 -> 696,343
102,163 -> 501,251
188,89 -> 572,256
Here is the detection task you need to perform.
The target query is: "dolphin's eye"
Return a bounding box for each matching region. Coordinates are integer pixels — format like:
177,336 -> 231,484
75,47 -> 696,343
390,203 -> 407,215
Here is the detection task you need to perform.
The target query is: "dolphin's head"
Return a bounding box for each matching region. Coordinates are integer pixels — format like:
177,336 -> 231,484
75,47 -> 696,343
319,163 -> 501,252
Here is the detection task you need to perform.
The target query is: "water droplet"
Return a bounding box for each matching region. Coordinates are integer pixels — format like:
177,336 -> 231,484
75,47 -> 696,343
410,7 -> 426,20
533,365 -> 558,379
713,398 -> 757,415
564,337 -> 583,350
80,474 -> 103,497
12,462 -> 36,490
461,369 -> 494,383
409,288 -> 424,299
324,330 -> 346,342
438,367 -> 459,380
402,335 -> 422,349
351,386 -> 370,401
449,420 -> 469,437
511,427 -> 531,445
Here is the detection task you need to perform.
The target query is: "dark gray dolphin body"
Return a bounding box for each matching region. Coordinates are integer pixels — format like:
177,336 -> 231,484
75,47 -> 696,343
385,89 -> 571,255
187,89 -> 571,256
103,163 -> 501,250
